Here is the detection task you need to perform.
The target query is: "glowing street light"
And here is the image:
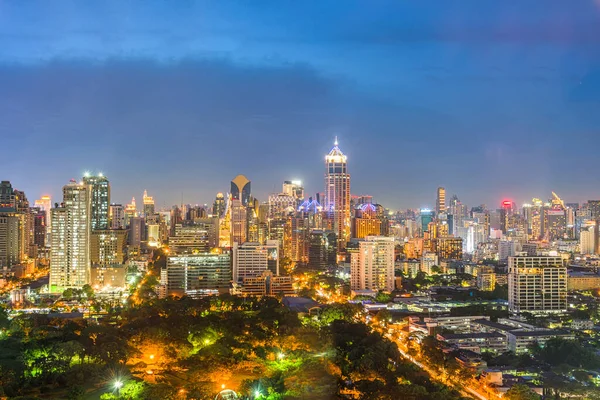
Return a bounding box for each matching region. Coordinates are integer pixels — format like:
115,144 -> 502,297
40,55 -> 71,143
277,352 -> 285,360
254,390 -> 261,398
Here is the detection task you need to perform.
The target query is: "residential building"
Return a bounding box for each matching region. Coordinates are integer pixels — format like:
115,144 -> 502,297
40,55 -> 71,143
232,240 -> 279,282
83,174 -> 110,230
350,236 -> 395,292
508,256 -> 567,314
476,266 -> 496,291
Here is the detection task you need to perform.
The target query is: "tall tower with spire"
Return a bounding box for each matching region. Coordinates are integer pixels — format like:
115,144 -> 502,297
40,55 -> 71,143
325,137 -> 350,250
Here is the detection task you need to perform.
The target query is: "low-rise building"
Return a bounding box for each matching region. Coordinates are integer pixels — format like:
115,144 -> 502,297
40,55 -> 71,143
437,332 -> 507,353
568,271 -> 600,291
507,330 -> 575,354
235,270 -> 295,297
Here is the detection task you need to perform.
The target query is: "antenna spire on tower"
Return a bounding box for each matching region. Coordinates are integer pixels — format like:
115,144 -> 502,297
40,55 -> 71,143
334,136 -> 338,146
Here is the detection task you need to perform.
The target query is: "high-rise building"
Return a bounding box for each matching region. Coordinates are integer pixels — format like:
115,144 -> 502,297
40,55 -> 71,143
83,174 -> 110,231
212,193 -> 226,218
419,209 -> 434,234
352,203 -> 382,239
476,266 -> 496,291
128,217 -> 145,247
169,223 -> 209,254
580,224 -> 596,255
282,180 -> 304,200
230,199 -> 247,245
308,230 -> 337,270
0,181 -> 16,210
325,138 -> 351,250
142,190 -> 155,217
90,229 -> 128,266
109,204 -> 125,230
432,236 -> 463,260
508,256 -> 567,314
124,197 -> 137,227
49,181 -> 91,291
232,240 -> 279,283
166,252 -> 232,296
231,175 -> 251,206
350,236 -> 395,293
436,187 -> 446,215
0,214 -> 20,267
34,195 -> 52,232
268,193 -> 296,219
32,207 -> 46,249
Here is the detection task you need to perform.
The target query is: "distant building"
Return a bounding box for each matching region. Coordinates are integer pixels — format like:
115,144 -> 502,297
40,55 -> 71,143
212,193 -> 226,218
0,214 -> 20,267
128,217 -> 145,247
436,187 -> 446,215
580,224 -> 596,255
90,229 -> 128,266
308,230 -> 337,270
350,236 -> 395,292
567,271 -> 600,291
230,200 -> 247,245
476,266 -> 496,291
169,224 -> 209,254
142,190 -> 155,217
109,204 -> 125,230
231,175 -> 251,206
324,138 -> 351,250
508,256 -> 567,314
433,237 -> 463,260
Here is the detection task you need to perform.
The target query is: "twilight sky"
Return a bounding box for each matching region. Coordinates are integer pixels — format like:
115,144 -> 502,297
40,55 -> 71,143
1,1 -> 600,210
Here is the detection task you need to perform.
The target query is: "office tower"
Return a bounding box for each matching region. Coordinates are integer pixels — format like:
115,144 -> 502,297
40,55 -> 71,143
476,266 -> 496,291
166,252 -> 232,296
231,175 -> 251,206
0,214 -> 20,267
588,200 -> 600,220
246,199 -> 260,243
350,236 -> 395,292
49,181 -> 91,291
34,195 -> 52,231
419,209 -> 434,234
230,199 -> 247,245
580,224 -> 595,255
282,180 -> 304,200
124,197 -> 137,227
268,193 -> 296,219
169,223 -> 209,254
499,200 -> 514,234
324,138 -> 351,250
436,187 -> 446,215
83,174 -> 110,231
308,230 -> 337,270
508,256 -> 567,314
545,207 -> 566,240
0,181 -> 15,210
352,203 -> 382,239
32,207 -> 46,248
109,204 -> 125,229
90,229 -> 128,266
432,236 -> 463,260
128,217 -> 145,247
213,193 -> 226,217
232,240 -> 279,282
142,190 -> 155,217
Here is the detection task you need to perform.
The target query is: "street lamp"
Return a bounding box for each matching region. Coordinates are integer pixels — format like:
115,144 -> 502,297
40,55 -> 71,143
254,390 -> 261,398
114,379 -> 123,395
277,352 -> 285,360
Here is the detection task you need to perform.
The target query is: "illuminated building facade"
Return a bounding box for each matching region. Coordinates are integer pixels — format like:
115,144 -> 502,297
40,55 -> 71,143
433,236 -> 463,260
282,180 -> 304,200
508,256 -> 567,314
34,195 -> 52,234
268,193 -> 296,219
580,224 -> 595,255
230,199 -> 247,245
0,214 -> 20,267
169,223 -> 209,254
476,266 -> 496,291
166,252 -> 232,295
83,174 -> 110,231
308,230 -> 337,270
436,187 -> 446,215
142,190 -> 155,216
50,181 -> 91,291
419,209 -> 434,234
231,175 -> 251,206
124,197 -> 137,227
90,229 -> 128,266
352,203 -> 382,239
236,270 -> 294,297
212,193 -> 226,217
350,236 -> 395,292
109,204 -> 125,230
324,138 -> 350,250
232,240 -> 279,282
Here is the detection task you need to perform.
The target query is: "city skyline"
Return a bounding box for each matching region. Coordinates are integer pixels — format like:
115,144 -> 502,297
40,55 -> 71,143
2,1 -> 600,208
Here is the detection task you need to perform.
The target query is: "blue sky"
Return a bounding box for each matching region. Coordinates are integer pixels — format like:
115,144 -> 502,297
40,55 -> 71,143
1,1 -> 600,209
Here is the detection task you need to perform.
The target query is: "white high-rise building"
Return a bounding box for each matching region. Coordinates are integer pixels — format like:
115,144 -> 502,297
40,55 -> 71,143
109,204 -> 125,229
325,138 -> 350,250
351,236 -> 395,292
508,256 -> 567,314
580,224 -> 595,255
499,240 -> 518,262
232,240 -> 279,282
50,181 -> 91,291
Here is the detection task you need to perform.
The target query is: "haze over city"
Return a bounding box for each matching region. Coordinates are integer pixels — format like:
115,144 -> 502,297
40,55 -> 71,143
2,1 -> 600,208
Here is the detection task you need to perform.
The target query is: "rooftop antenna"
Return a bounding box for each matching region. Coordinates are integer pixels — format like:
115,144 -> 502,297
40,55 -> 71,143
334,136 -> 338,146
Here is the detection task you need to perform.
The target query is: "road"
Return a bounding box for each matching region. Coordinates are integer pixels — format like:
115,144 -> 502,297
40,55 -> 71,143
381,330 -> 491,400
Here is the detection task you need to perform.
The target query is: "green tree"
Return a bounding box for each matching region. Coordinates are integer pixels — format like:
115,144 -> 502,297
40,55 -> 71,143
504,384 -> 540,400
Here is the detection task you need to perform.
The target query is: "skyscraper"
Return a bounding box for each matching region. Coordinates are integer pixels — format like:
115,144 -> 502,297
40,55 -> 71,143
232,240 -> 279,283
350,236 -> 395,293
231,175 -> 251,206
83,174 -> 110,231
230,199 -> 247,245
109,204 -> 125,229
324,138 -> 350,250
34,195 -> 52,232
436,187 -> 446,215
212,193 -> 226,217
143,190 -> 155,217
49,180 -> 91,291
